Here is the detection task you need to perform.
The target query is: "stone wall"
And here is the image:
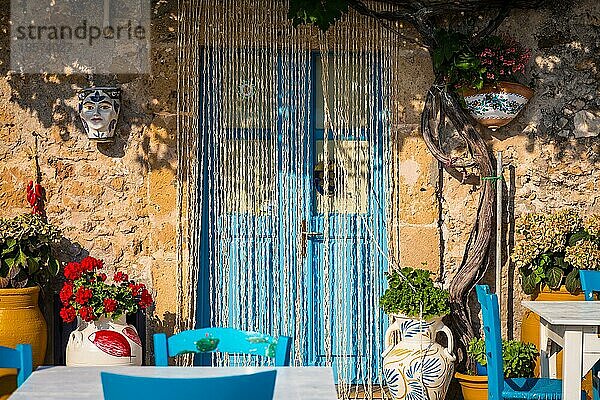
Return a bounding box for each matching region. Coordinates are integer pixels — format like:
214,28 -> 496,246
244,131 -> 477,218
0,0 -> 179,361
436,0 -> 600,339
0,0 -> 598,365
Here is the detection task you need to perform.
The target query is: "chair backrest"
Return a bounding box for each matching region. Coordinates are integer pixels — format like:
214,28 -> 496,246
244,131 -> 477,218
0,344 -> 32,386
475,285 -> 503,400
153,327 -> 291,366
580,270 -> 600,301
101,370 -> 277,400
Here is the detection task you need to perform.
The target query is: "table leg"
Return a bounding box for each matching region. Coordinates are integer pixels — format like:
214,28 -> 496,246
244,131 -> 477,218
562,328 -> 583,400
540,318 -> 556,378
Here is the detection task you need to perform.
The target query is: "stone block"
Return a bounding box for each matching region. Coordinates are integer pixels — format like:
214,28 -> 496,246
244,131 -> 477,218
573,110 -> 600,138
398,225 -> 440,274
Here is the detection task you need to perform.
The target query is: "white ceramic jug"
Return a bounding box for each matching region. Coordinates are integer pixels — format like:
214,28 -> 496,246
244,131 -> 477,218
382,314 -> 456,400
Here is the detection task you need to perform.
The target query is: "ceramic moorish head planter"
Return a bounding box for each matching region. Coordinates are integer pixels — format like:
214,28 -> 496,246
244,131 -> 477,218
78,87 -> 121,142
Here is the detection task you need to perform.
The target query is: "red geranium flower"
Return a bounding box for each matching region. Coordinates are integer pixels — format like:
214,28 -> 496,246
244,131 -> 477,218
59,282 -> 74,304
103,298 -> 118,313
61,256 -> 150,322
129,283 -> 146,297
139,289 -> 153,309
60,306 -> 77,323
80,256 -> 103,272
64,262 -> 83,280
75,287 -> 93,305
78,306 -> 95,322
114,271 -> 128,282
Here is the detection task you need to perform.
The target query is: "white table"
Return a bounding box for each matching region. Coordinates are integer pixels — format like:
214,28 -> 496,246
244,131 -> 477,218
10,366 -> 338,399
522,301 -> 600,400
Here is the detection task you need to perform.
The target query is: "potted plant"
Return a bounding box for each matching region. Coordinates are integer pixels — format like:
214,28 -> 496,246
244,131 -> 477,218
456,338 -> 538,400
60,256 -> 152,366
380,267 -> 455,400
434,31 -> 533,130
513,209 -> 600,380
0,212 -> 62,368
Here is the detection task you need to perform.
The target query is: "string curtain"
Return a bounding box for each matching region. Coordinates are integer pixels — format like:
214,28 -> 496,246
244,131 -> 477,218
177,1 -> 405,398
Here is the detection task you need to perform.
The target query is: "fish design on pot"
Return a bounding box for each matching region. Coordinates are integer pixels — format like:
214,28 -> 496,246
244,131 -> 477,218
66,316 -> 142,366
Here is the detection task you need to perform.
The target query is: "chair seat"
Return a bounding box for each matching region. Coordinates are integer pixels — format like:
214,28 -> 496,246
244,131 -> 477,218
504,378 -> 585,400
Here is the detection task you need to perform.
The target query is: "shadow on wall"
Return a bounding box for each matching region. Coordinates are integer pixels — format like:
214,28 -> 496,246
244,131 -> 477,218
147,311 -> 177,364
0,0 -> 179,172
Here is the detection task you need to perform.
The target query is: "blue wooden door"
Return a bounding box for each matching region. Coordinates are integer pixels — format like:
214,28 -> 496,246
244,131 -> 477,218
304,55 -> 388,383
198,50 -> 388,384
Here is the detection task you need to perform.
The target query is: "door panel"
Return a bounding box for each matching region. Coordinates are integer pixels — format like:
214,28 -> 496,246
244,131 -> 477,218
202,51 -> 388,384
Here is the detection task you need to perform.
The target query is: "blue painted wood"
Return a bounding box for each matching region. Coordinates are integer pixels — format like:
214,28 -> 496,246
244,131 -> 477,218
0,344 -> 32,387
476,284 -> 580,400
579,270 -> 600,400
307,53 -> 388,383
197,51 -> 388,383
580,270 -> 600,301
101,370 -> 277,400
153,328 -> 291,366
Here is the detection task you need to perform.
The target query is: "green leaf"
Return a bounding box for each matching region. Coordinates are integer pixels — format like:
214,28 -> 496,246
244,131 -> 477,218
568,230 -> 590,246
17,248 -> 27,268
27,257 -> 39,275
4,257 -> 15,269
521,273 -> 538,295
48,257 -> 60,276
546,267 -> 563,289
565,268 -> 581,294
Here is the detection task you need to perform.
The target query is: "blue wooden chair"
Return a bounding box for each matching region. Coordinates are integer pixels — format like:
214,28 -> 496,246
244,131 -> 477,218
0,344 -> 32,387
153,327 -> 291,366
101,369 -> 277,400
580,270 -> 600,301
579,270 -> 600,400
475,284 -> 581,400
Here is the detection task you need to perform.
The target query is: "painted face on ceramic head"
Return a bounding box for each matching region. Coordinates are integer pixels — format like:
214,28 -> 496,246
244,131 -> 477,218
78,88 -> 121,142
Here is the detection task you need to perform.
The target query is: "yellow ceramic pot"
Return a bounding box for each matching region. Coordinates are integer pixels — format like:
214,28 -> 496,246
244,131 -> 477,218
455,372 -> 488,400
0,286 -> 47,399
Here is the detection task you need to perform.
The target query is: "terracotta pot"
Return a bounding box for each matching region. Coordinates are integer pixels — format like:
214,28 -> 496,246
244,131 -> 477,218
382,314 -> 456,400
66,315 -> 142,366
455,372 -> 488,400
0,287 -> 47,399
461,81 -> 534,130
521,285 -> 592,399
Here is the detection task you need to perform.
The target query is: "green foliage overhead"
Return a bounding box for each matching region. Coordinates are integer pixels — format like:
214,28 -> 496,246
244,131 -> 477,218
468,338 -> 538,378
379,266 -> 450,320
288,0 -> 349,31
0,214 -> 62,289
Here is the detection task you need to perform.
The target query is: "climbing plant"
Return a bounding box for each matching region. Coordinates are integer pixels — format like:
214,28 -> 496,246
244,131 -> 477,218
287,0 -> 555,371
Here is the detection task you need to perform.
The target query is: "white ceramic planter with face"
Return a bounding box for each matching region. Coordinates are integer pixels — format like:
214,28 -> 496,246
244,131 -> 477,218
78,87 -> 121,142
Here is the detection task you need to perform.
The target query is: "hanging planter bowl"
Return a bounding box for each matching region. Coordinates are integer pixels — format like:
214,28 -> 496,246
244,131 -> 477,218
461,81 -> 533,131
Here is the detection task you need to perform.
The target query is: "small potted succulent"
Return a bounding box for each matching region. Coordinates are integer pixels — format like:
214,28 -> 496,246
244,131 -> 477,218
0,211 -> 62,369
456,338 -> 538,400
434,31 -> 533,130
380,267 -> 455,400
60,256 -> 152,366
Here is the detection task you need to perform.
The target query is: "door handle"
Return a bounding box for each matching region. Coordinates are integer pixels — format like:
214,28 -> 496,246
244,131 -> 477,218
301,220 -> 322,258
